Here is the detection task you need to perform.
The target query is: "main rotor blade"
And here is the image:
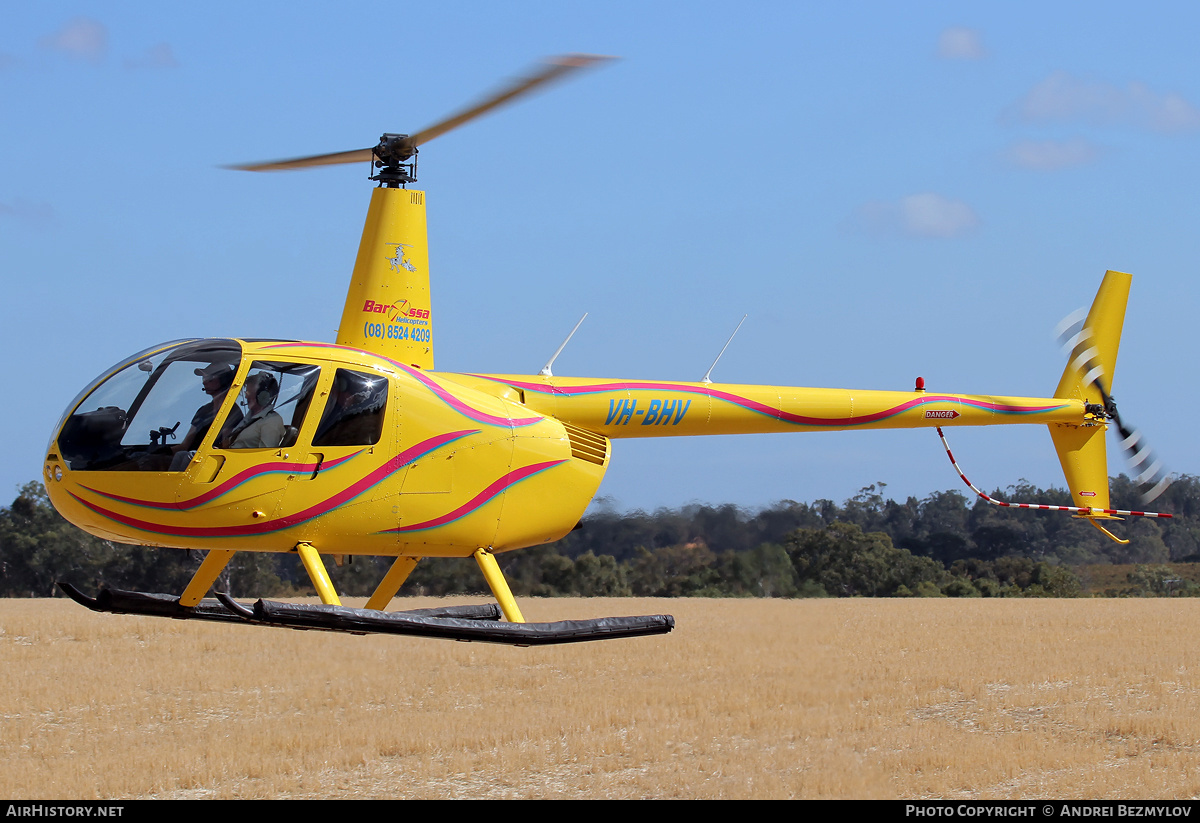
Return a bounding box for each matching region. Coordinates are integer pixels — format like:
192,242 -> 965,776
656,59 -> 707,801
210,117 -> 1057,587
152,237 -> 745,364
405,53 -> 615,149
227,148 -> 375,173
227,54 -> 614,173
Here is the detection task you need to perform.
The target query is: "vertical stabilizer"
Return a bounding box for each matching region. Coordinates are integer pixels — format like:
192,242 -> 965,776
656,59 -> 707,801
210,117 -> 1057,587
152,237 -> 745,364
1053,270 -> 1130,403
336,187 -> 434,369
1048,270 -> 1132,514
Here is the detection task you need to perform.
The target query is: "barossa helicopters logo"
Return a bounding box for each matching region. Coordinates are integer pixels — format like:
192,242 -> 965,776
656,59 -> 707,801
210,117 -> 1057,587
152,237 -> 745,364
386,242 -> 417,273
362,299 -> 430,324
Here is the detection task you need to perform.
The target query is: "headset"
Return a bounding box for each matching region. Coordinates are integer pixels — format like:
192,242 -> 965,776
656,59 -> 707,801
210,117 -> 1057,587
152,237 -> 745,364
251,372 -> 279,408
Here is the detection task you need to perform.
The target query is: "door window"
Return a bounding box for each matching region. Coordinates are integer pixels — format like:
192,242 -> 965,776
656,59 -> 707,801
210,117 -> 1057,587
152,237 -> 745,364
312,369 -> 388,447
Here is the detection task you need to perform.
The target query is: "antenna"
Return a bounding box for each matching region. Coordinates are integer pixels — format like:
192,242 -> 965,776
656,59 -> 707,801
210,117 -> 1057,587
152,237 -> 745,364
539,313 -> 588,377
701,315 -> 747,384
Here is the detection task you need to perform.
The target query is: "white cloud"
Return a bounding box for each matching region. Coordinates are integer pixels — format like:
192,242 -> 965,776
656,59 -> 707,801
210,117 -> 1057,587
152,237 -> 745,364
1002,138 -> 1101,171
39,17 -> 108,63
124,43 -> 179,70
855,193 -> 980,238
1011,71 -> 1200,133
938,27 -> 987,60
898,193 -> 979,237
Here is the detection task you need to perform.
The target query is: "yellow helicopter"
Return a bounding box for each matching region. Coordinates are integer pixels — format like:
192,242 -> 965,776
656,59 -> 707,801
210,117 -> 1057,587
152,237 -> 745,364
44,55 -> 1170,644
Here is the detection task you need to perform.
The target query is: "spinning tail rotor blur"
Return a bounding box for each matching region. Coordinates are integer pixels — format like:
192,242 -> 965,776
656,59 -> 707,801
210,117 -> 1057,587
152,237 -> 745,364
1055,308 -> 1172,502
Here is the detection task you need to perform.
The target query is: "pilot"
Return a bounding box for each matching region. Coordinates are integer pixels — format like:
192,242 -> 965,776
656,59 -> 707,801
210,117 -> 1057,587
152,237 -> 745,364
168,363 -> 243,471
223,372 -> 285,449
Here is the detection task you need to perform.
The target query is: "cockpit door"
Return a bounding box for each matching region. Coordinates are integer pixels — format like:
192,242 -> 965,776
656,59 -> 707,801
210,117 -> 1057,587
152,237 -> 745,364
275,367 -> 399,540
184,359 -> 326,530
176,359 -> 290,522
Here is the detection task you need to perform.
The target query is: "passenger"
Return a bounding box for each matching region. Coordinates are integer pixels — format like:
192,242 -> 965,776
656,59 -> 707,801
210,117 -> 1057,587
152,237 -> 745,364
314,371 -> 387,446
222,373 -> 285,449
168,363 -> 243,471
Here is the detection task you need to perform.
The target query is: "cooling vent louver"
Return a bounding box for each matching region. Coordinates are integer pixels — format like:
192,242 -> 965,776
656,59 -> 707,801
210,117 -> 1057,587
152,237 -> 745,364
562,422 -> 608,466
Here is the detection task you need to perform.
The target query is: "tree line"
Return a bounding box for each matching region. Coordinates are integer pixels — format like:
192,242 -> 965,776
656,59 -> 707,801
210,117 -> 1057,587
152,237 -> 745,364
3,475 -> 1198,601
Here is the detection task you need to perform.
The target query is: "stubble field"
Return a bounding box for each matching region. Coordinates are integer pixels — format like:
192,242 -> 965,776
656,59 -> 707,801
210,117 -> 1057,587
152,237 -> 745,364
3,596 -> 1200,799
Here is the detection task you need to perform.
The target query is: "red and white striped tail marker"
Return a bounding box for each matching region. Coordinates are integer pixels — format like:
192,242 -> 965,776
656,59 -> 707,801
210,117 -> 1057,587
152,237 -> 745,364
935,427 -> 1172,520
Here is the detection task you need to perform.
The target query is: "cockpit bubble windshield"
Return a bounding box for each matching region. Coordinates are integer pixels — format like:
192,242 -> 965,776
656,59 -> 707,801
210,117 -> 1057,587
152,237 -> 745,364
56,340 -> 242,472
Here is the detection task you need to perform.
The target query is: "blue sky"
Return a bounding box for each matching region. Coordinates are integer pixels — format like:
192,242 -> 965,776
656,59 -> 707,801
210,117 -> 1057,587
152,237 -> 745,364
4,3 -> 1198,513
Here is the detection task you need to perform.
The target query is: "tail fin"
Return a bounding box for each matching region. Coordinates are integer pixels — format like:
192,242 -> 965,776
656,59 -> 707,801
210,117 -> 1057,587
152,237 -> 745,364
336,187 -> 435,369
1048,270 -> 1132,515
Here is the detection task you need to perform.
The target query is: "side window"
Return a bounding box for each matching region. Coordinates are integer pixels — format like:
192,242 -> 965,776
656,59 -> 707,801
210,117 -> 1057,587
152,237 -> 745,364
313,369 -> 388,447
217,361 -> 321,450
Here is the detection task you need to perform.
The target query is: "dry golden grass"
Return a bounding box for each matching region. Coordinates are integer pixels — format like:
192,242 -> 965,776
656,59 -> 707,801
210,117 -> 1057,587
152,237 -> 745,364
4,596 -> 1200,799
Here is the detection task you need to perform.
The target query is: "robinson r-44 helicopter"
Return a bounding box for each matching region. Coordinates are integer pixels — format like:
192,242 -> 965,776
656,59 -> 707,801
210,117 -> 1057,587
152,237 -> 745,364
45,56 -> 1172,645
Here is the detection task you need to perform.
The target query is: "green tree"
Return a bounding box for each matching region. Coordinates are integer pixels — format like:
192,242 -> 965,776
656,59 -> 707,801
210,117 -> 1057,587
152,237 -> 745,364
627,544 -> 721,597
716,543 -> 799,598
0,483 -> 121,597
571,551 -> 631,596
784,522 -> 943,597
1127,564 -> 1180,597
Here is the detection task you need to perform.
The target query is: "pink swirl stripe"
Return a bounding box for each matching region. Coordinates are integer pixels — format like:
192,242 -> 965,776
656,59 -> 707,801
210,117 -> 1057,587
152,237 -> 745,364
262,342 -> 543,428
79,452 -> 361,511
381,459 -> 567,534
464,376 -> 1068,427
70,430 -> 477,538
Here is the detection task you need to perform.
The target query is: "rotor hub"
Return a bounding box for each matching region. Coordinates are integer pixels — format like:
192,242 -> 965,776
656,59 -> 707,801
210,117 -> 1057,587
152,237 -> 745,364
371,133 -> 417,187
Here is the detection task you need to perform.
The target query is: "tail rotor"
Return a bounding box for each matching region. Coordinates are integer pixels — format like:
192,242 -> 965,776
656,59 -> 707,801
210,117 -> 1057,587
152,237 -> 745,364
1055,306 -> 1171,503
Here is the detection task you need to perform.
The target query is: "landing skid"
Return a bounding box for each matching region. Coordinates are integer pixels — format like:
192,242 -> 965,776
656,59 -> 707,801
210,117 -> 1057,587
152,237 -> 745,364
58,582 -> 675,646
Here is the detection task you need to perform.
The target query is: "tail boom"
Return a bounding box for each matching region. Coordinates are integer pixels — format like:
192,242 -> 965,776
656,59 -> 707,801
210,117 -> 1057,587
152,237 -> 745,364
444,373 -> 1085,438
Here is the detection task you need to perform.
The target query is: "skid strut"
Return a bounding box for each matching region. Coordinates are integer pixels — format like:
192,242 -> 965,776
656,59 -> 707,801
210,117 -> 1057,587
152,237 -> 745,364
474,547 -> 525,623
